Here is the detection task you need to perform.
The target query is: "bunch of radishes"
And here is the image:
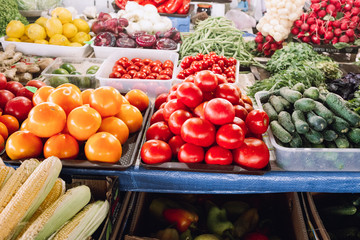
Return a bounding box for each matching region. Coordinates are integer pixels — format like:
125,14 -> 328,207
291,0 -> 360,45
254,32 -> 284,56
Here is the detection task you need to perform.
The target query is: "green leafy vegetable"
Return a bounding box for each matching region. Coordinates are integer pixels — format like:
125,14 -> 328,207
348,89 -> 360,114
179,17 -> 264,68
0,0 -> 28,37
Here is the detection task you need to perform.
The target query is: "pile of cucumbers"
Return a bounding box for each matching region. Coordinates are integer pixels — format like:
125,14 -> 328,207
260,84 -> 360,148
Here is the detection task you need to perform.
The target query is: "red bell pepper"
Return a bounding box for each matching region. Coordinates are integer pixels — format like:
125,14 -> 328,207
163,208 -> 198,232
115,0 -> 128,9
153,0 -> 166,6
164,0 -> 183,14
177,0 -> 191,14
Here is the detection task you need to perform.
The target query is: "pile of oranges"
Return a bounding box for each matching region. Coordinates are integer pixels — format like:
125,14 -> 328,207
4,83 -> 149,163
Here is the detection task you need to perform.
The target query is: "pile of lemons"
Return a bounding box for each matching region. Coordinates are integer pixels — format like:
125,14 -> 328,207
6,7 -> 91,47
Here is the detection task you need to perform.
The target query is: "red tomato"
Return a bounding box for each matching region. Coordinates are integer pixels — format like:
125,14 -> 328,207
168,109 -> 192,135
16,87 -> 34,100
151,66 -> 163,73
134,61 -> 145,68
163,99 -> 188,121
184,75 -> 195,83
119,57 -> 129,62
146,121 -> 173,142
157,75 -> 171,80
234,105 -> 248,120
109,72 -> 121,78
245,109 -> 269,134
194,70 -> 218,92
205,145 -> 233,165
122,74 -> 132,79
202,91 -> 215,101
140,66 -> 152,75
181,117 -> 215,147
4,96 -> 33,122
131,58 -> 142,63
0,90 -> 15,109
168,135 -> 185,156
0,73 -> 7,89
134,71 -> 147,79
150,60 -> 162,68
162,60 -> 174,69
128,70 -> 137,77
159,69 -> 173,77
150,109 -> 165,125
233,117 -> 247,136
127,65 -> 140,72
150,72 -> 159,79
141,140 -> 172,164
216,124 -> 245,149
178,143 -> 204,163
25,80 -> 46,89
155,93 -> 169,110
176,82 -> 203,108
233,138 -> 269,169
204,98 -> 235,125
215,74 -> 228,84
142,58 -> 153,65
244,103 -> 254,113
6,81 -> 23,95
170,83 -> 180,92
146,75 -> 155,79
215,83 -> 240,105
113,65 -> 126,75
166,91 -> 177,101
193,101 -> 207,119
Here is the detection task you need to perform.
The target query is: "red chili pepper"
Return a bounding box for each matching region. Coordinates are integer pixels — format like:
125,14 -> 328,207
177,0 -> 191,14
163,208 -> 198,232
140,0 -> 154,5
115,0 -> 128,9
157,3 -> 167,13
153,0 -> 166,5
164,0 -> 183,14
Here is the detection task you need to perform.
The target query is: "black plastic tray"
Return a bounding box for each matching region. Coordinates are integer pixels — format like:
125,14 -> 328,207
138,104 -> 271,175
3,104 -> 152,170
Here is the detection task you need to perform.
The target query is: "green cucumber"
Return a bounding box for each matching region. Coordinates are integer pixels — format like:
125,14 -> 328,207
259,90 -> 280,103
278,96 -> 291,110
347,128 -> 360,144
291,83 -> 306,93
313,101 -> 334,124
279,88 -> 302,103
306,111 -> 327,132
335,134 -> 350,148
331,116 -> 350,134
303,87 -> 320,100
304,128 -> 324,144
270,121 -> 292,143
278,111 -> 295,133
318,94 -> 327,103
262,103 -> 278,122
294,98 -> 316,112
325,93 -> 360,127
269,95 -> 284,113
292,110 -> 310,134
289,132 -> 302,148
323,130 -> 338,142
325,141 -> 337,148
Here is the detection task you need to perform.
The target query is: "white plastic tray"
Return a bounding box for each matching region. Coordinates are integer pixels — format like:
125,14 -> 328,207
96,48 -> 179,98
0,37 -> 92,58
255,91 -> 360,171
91,42 -> 180,59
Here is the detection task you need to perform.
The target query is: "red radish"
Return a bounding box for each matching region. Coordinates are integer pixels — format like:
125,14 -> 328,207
302,36 -> 311,43
344,3 -> 353,11
325,31 -> 334,40
333,20 -> 341,28
265,35 -> 273,42
311,3 -> 321,11
301,23 -> 310,31
270,43 -> 278,51
298,31 -> 306,38
291,27 -> 300,35
346,29 -> 355,37
311,34 -> 321,44
320,1 -> 328,7
339,34 -> 350,42
327,26 -> 333,32
255,35 -> 263,43
334,28 -> 342,36
301,13 -> 309,21
263,49 -> 271,56
341,22 -> 349,30
329,0 -> 337,4
309,12 -> 317,18
351,16 -> 360,23
317,10 -> 326,18
319,26 -> 326,35
257,43 -> 263,52
344,12 -> 352,19
324,39 -> 331,44
312,0 -> 320,3
307,17 -> 316,25
326,4 -> 336,14
332,37 -> 339,44
332,11 -> 338,17
257,32 -> 262,36
355,0 -> 360,7
349,22 -> 357,29
309,24 -> 317,33
263,42 -> 270,50
349,35 -> 355,42
294,20 -> 303,28
351,7 -> 360,15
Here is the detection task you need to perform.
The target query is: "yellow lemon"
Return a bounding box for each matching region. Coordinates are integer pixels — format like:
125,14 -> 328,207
68,42 -> 82,47
35,17 -> 48,27
26,23 -> 46,41
6,20 -> 25,38
62,23 -> 78,39
6,38 -> 21,42
51,7 -> 72,24
49,34 -> 70,46
72,18 -> 90,33
34,39 -> 49,44
70,32 -> 91,45
45,17 -> 63,38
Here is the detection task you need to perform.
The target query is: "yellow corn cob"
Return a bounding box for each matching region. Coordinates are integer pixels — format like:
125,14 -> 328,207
18,185 -> 91,240
17,178 -> 66,237
0,166 -> 15,190
0,158 -> 40,214
0,156 -> 62,240
52,200 -> 110,240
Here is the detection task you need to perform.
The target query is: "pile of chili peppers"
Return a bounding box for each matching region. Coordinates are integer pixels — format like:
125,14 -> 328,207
115,0 -> 191,15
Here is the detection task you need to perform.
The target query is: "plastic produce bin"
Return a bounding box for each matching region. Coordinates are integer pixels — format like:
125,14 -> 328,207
41,57 -> 104,89
255,91 -> 360,171
96,49 -> 179,98
0,37 -> 92,58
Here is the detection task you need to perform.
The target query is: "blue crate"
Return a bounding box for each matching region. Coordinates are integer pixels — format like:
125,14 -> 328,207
168,15 -> 190,32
